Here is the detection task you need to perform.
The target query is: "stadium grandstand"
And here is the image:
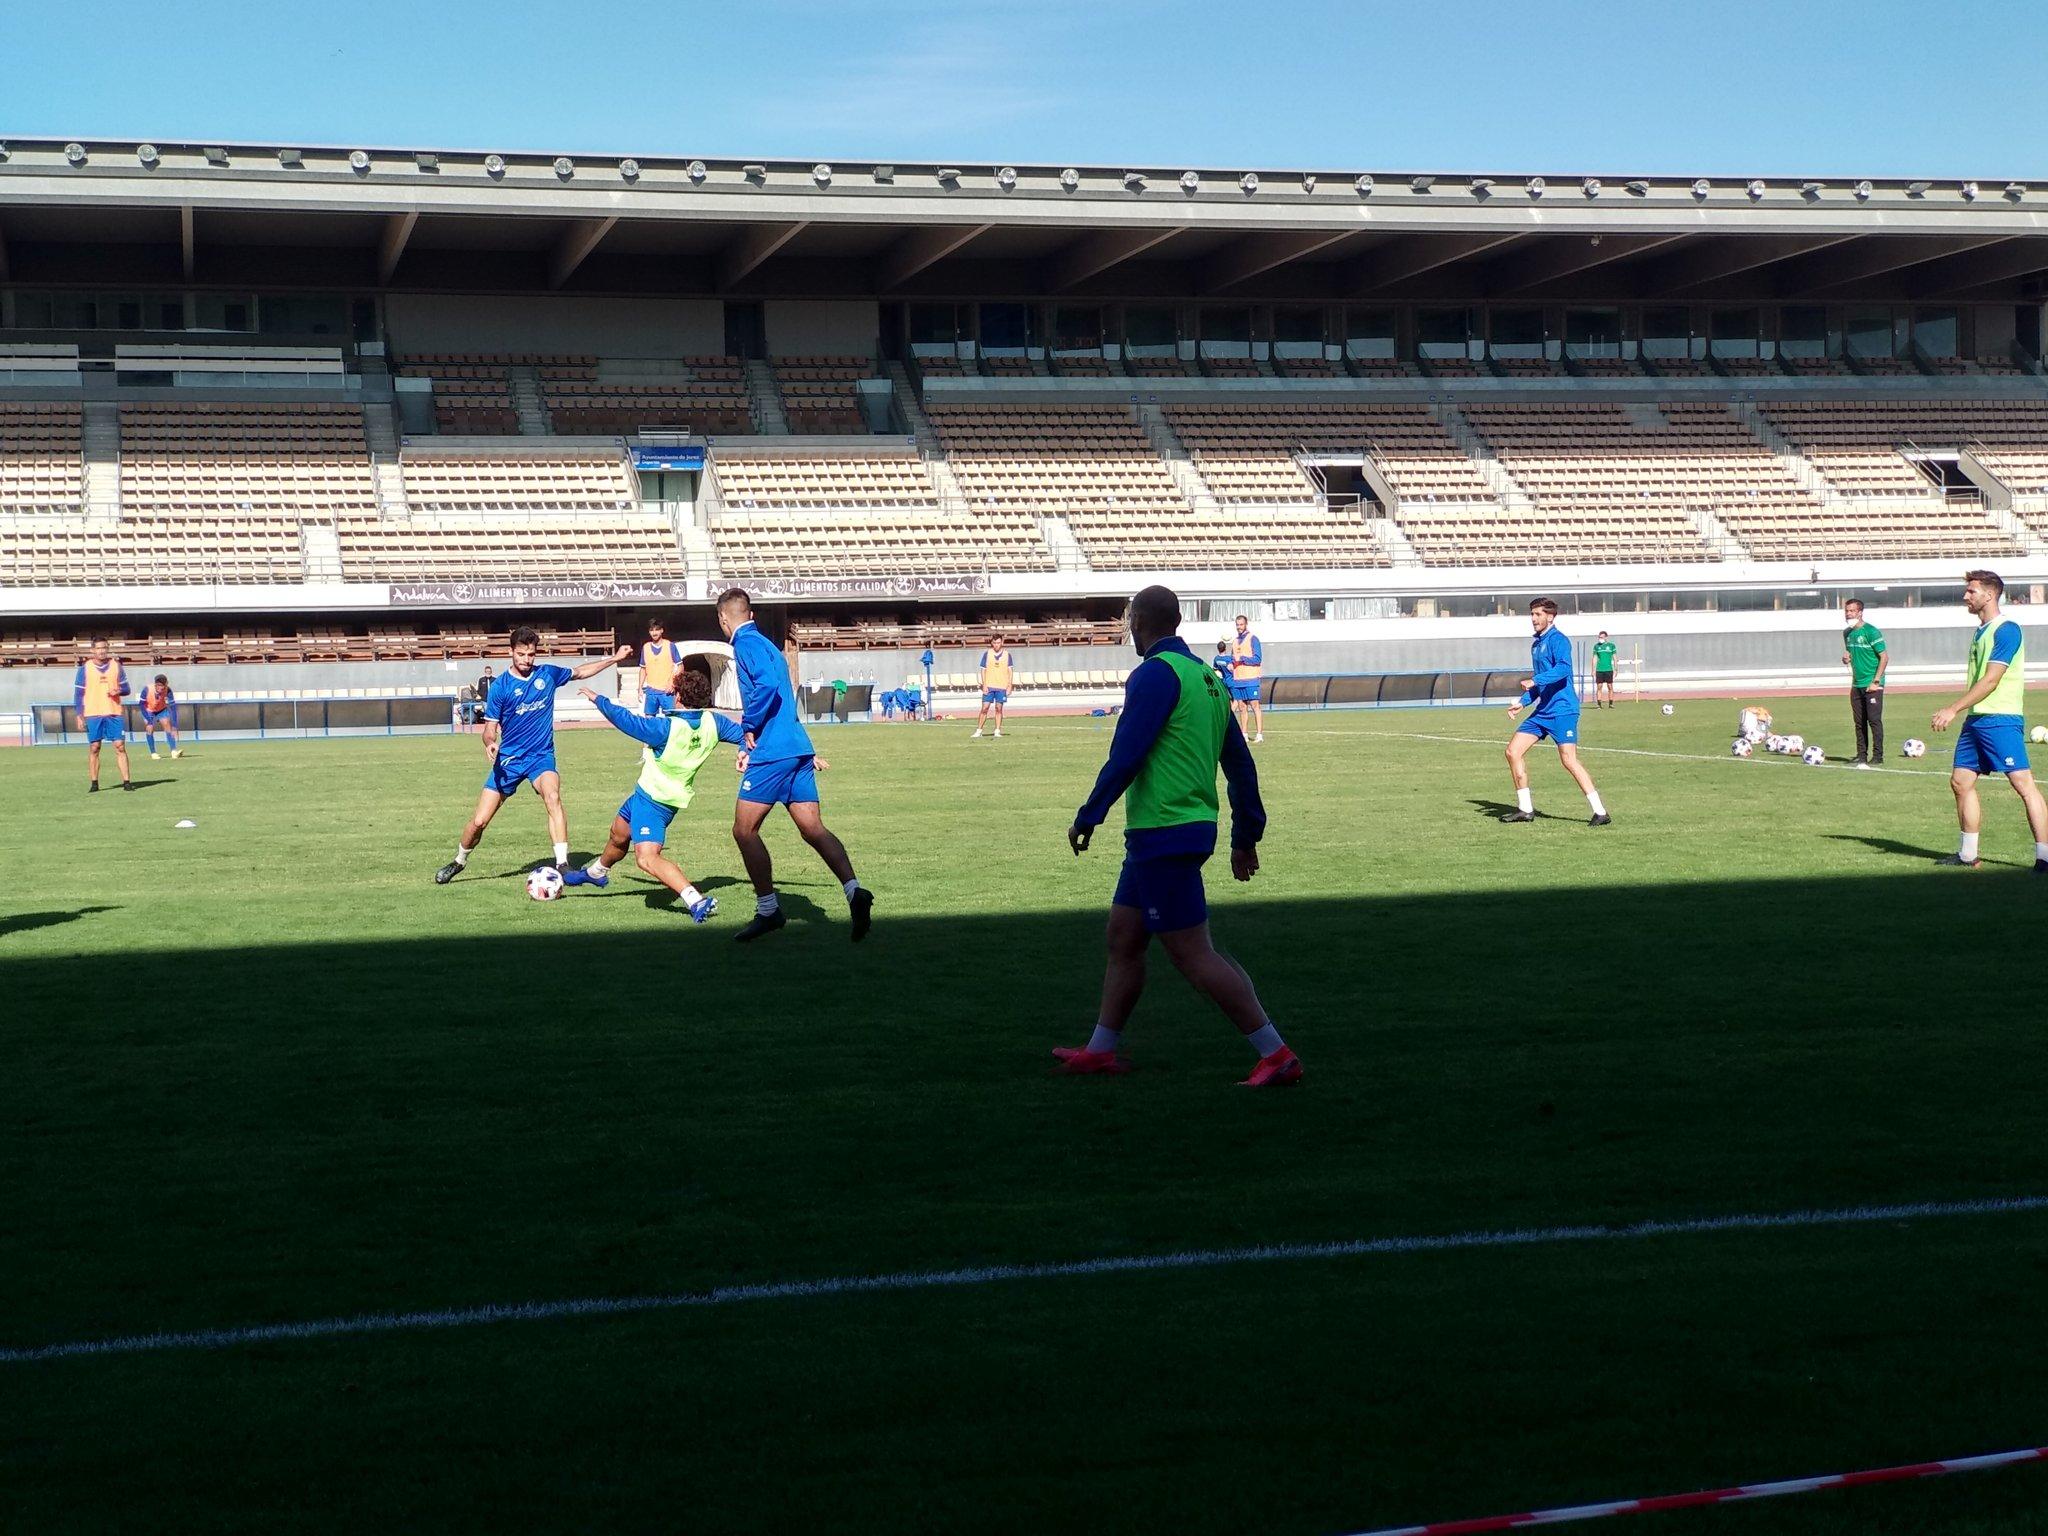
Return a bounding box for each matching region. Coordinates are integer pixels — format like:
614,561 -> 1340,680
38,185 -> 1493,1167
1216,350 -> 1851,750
4,136 -> 2048,720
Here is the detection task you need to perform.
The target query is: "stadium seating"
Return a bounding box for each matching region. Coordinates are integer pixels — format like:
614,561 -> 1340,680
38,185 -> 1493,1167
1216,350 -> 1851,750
399,453 -> 636,511
925,405 -> 1189,513
0,623 -> 614,666
394,354 -> 522,434
0,516 -> 305,585
1061,509 -> 1388,570
770,355 -> 876,433
0,403 -> 86,512
544,356 -> 751,435
1164,404 -> 1495,505
118,402 -> 376,514
335,514 -> 686,579
1758,398 -> 2048,497
711,451 -> 939,509
710,511 -> 1056,576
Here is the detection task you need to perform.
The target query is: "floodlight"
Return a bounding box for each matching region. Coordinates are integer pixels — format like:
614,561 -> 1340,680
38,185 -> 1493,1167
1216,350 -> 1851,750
2006,182 -> 2027,199
1800,181 -> 1823,198
812,163 -> 832,185
1961,180 -> 1979,200
995,165 -> 1017,189
743,163 -> 768,180
1691,178 -> 1711,198
0,143 -> 10,162
687,159 -> 708,182
203,146 -> 229,166
1059,167 -> 1079,190
1410,175 -> 1435,192
1301,173 -> 1317,191
872,164 -> 895,182
554,156 -> 575,178
137,144 -> 159,167
348,150 -> 371,173
1354,174 -> 1374,195
1469,177 -> 1494,195
1123,171 -> 1145,189
1525,176 -> 1545,197
414,152 -> 440,172
1906,180 -> 1931,195
936,167 -> 961,183
277,148 -> 302,167
1582,177 -> 1601,197
619,158 -> 639,180
1239,171 -> 1259,193
1854,180 -> 1873,199
1626,179 -> 1649,195
1746,178 -> 1766,198
484,154 -> 506,177
65,142 -> 86,165
1179,170 -> 1200,191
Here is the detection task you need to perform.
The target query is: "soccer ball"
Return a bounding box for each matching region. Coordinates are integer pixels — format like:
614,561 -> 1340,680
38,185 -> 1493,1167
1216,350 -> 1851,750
1765,734 -> 1788,754
1661,704 -> 1675,716
2032,726 -> 2048,745
525,866 -> 566,902
1784,734 -> 1806,753
1731,738 -> 1754,758
1802,745 -> 1826,766
1902,738 -> 1927,758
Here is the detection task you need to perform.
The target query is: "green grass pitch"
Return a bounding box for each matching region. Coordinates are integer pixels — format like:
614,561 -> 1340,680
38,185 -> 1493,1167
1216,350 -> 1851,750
6,695 -> 2048,1534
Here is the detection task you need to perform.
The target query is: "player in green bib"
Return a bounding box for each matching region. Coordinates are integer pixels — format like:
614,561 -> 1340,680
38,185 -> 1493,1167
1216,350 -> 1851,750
1929,569 -> 2048,870
1591,632 -> 1618,709
1059,585 -> 1299,1086
1840,598 -> 1889,765
563,670 -> 755,919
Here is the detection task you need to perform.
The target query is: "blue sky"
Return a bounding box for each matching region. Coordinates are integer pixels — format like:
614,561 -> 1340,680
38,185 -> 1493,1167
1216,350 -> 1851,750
8,0 -> 2047,176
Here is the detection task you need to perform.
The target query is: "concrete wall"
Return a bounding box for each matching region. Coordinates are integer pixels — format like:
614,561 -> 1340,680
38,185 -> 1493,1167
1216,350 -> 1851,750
384,295 -> 724,357
764,300 -> 879,359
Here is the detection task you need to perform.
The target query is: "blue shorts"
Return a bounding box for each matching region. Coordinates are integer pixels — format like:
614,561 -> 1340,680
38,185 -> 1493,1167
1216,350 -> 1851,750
1229,680 -> 1262,703
1113,851 -> 1210,934
141,706 -> 178,729
84,715 -> 125,745
642,689 -> 674,716
484,752 -> 557,797
1517,709 -> 1580,744
1954,715 -> 2029,777
739,754 -> 819,807
618,787 -> 679,846
982,688 -> 1009,704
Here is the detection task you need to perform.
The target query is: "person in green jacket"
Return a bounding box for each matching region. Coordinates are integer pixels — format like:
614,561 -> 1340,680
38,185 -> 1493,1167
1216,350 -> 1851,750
1592,631 -> 1619,709
1840,598 -> 1890,766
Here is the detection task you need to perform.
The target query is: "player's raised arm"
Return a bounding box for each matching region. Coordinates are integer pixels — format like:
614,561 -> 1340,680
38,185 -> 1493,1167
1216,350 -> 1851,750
568,645 -> 634,683
581,687 -> 672,748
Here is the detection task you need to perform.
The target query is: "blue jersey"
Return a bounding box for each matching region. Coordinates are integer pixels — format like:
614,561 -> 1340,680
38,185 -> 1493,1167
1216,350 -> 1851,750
1212,655 -> 1236,682
731,620 -> 814,764
484,663 -> 572,763
1520,628 -> 1578,713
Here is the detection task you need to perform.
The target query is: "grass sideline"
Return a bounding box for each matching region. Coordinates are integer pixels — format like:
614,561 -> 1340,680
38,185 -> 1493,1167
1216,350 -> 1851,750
6,694 -> 2048,1534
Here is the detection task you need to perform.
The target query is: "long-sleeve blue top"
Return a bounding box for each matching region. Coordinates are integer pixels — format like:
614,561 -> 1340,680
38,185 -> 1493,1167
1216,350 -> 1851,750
1077,636 -> 1266,856
1520,627 -> 1577,710
592,692 -> 747,751
731,620 -> 814,763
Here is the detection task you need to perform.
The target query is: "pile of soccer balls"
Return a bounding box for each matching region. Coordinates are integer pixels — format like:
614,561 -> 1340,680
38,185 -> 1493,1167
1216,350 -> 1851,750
1731,708 -> 1825,765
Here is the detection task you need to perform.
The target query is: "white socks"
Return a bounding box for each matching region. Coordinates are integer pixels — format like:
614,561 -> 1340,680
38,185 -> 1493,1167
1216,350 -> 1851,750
553,841 -> 569,867
1086,1024 -> 1121,1054
1247,1023 -> 1286,1057
452,845 -> 471,867
842,878 -> 862,901
585,857 -> 608,877
2035,842 -> 2048,864
1960,832 -> 1981,861
757,892 -> 780,916
680,883 -> 705,907
1586,790 -> 1608,817
1516,788 -> 1533,814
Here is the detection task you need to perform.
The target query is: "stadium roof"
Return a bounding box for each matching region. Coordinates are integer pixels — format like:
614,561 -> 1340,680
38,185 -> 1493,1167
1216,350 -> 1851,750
3,136 -> 2047,302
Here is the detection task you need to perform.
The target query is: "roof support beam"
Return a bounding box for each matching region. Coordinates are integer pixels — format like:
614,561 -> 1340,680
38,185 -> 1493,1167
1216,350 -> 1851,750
1773,234 -> 2015,297
179,205 -> 195,280
1634,234 -> 1856,297
718,221 -> 808,289
1481,233 -> 1691,295
1201,229 -> 1359,294
547,214 -> 617,290
376,211 -> 419,285
1050,226 -> 1181,291
877,223 -> 994,290
1907,236 -> 2048,298
1348,232 -> 1523,296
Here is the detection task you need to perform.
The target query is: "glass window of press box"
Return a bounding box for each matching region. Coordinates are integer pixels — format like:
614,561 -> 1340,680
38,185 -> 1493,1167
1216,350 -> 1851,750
1053,306 -> 1104,358
1416,307 -> 1481,362
1564,308 -> 1629,362
1273,306 -> 1327,361
1344,308 -> 1398,361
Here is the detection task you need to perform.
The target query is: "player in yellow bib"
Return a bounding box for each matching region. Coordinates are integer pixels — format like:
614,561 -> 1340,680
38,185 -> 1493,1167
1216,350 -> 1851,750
971,635 -> 1014,738
1929,569 -> 2048,871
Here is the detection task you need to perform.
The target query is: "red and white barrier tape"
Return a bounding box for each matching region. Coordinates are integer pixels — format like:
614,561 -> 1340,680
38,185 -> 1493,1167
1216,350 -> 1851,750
1346,1446 -> 2048,1536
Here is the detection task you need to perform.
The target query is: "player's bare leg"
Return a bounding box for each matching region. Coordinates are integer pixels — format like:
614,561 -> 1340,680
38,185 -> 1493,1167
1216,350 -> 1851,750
86,739 -> 101,790
787,800 -> 873,940
1247,696 -> 1264,742
1557,743 -> 1610,825
533,770 -> 570,869
2014,771 -> 2048,872
628,839 -> 719,921
436,787 -> 505,883
112,739 -> 132,787
992,700 -> 1005,736
731,798 -> 787,942
590,815 -> 634,874
1500,731 -> 1538,821
1159,923 -> 1300,1085
1054,905 -> 1148,1074
973,698 -> 993,736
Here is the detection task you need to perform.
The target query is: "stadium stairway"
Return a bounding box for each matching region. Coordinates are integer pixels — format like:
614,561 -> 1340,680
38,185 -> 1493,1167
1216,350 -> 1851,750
744,360 -> 789,434
1368,514 -> 1423,566
1035,514 -> 1091,571
885,360 -> 972,504
1136,404 -> 1220,513
1431,403 -> 1534,509
1733,402 -> 1837,499
508,368 -> 551,436
299,522 -> 342,582
1684,501 -> 1753,560
81,403 -> 121,520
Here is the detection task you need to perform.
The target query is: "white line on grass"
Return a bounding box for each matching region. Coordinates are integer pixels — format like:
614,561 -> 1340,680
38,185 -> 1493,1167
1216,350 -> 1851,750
1296,728 -> 1952,777
5,1195 -> 2043,1365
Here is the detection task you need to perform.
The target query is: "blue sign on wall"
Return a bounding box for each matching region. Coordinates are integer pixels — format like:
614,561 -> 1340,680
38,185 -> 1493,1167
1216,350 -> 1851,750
630,446 -> 706,472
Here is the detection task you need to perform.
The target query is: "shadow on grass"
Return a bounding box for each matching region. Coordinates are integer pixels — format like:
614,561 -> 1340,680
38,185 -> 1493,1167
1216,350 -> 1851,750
1823,833 -> 2030,869
1466,798 -> 1574,822
0,905 -> 121,940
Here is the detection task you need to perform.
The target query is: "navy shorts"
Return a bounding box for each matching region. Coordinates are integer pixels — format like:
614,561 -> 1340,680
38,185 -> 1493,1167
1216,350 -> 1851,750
642,689 -> 674,717
1113,851 -> 1210,934
84,715 -> 125,745
484,752 -> 557,797
1517,708 -> 1580,744
1954,715 -> 2029,776
739,754 -> 819,807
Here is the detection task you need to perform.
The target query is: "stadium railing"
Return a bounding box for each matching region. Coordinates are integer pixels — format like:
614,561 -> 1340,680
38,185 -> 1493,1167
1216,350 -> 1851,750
1262,670 -> 1525,710
30,693 -> 460,745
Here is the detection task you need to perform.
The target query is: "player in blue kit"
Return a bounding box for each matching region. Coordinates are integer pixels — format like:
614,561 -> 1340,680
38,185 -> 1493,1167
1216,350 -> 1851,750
715,588 -> 873,943
1501,598 -> 1611,826
434,626 -> 631,884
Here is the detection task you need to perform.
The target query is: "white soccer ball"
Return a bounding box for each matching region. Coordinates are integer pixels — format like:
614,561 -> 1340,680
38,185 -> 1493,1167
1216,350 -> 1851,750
2032,726 -> 2048,745
1731,738 -> 1754,758
1784,735 -> 1806,753
526,866 -> 566,902
1902,738 -> 1927,758
1802,745 -> 1826,766
1764,734 -> 1787,754
1661,703 -> 1675,716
